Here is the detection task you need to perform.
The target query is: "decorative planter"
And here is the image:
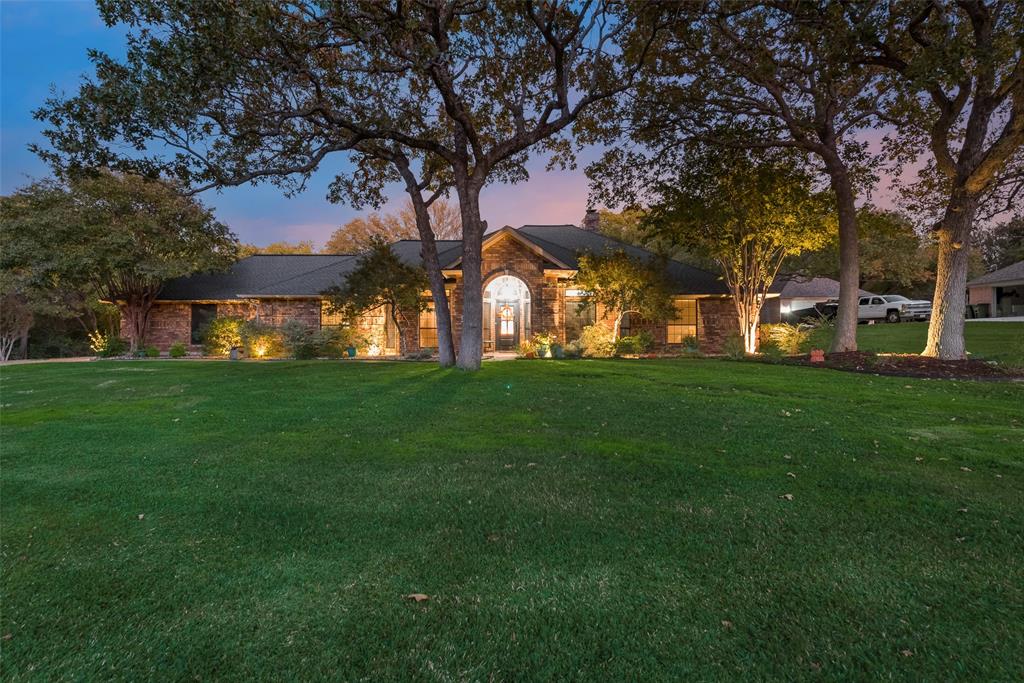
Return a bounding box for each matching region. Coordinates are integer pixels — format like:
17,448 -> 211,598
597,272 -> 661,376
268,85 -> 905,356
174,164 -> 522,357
346,346 -> 357,358
229,347 -> 240,361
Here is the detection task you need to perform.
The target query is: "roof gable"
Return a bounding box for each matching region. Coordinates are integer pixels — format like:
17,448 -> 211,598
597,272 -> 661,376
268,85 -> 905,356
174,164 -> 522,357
443,227 -> 572,269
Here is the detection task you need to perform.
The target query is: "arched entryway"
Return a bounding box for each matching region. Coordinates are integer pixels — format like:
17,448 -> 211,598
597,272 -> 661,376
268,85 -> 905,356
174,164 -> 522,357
483,274 -> 531,351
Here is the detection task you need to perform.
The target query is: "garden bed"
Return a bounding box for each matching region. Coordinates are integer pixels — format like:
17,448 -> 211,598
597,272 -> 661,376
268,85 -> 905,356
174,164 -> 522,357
787,351 -> 1024,380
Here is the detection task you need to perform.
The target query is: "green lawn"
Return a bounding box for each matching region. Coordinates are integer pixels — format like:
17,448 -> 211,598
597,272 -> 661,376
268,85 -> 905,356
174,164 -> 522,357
850,321 -> 1024,366
2,360 -> 1022,680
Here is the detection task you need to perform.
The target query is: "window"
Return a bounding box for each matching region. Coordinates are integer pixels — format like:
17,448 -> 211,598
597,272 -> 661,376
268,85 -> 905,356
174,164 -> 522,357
871,297 -> 884,305
190,304 -> 217,344
564,298 -> 596,341
667,299 -> 698,343
419,303 -> 438,349
320,300 -> 345,328
859,297 -> 870,306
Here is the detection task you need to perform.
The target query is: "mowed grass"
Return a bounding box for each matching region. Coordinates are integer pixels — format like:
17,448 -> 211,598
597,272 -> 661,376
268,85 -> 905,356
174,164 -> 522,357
853,321 -> 1024,366
1,359 -> 1022,681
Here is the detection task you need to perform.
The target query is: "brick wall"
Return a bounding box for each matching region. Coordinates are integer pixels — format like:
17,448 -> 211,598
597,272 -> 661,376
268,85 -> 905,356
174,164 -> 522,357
697,297 -> 740,354
124,303 -> 191,350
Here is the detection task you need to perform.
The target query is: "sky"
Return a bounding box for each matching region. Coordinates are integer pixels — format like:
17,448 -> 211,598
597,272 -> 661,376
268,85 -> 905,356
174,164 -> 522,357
2,1 -> 913,250
1,0 -> 603,248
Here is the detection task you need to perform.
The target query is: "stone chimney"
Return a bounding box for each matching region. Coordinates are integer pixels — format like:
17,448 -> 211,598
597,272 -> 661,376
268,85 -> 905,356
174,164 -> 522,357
582,208 -> 600,232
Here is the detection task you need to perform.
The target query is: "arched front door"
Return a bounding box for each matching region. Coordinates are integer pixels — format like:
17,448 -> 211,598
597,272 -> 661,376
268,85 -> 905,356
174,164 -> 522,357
483,275 -> 531,351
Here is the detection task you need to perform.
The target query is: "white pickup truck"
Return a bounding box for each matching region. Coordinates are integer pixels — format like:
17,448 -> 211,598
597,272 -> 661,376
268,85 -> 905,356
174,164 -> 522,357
858,295 -> 932,323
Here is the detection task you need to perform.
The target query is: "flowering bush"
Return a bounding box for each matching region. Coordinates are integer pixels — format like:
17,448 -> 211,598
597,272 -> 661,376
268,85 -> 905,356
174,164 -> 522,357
88,330 -> 128,357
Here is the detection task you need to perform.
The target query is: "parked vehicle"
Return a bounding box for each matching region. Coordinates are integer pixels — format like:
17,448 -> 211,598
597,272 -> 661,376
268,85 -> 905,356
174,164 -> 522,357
815,295 -> 932,323
859,295 -> 931,323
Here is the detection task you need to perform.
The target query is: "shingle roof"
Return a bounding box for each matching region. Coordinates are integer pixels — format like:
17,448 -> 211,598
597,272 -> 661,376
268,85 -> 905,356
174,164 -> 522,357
967,260 -> 1024,286
158,254 -> 356,300
769,275 -> 873,298
158,225 -> 729,299
516,224 -> 728,295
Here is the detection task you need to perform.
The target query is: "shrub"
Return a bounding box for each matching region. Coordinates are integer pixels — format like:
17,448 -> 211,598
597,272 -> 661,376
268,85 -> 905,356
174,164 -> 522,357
314,327 -> 353,359
200,316 -> 244,356
240,320 -> 285,358
759,339 -> 786,361
578,324 -> 615,358
533,332 -> 555,358
680,335 -> 700,354
516,340 -> 537,358
563,340 -> 583,358
761,323 -> 812,355
550,343 -> 565,359
88,330 -> 128,358
722,333 -> 746,360
280,319 -> 320,359
168,342 -> 187,358
615,330 -> 653,356
144,346 -> 160,358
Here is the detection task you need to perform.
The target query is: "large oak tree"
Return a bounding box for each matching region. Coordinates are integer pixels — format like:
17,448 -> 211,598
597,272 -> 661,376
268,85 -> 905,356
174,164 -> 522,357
589,1 -> 889,353
860,0 -> 1023,358
35,1 -> 660,370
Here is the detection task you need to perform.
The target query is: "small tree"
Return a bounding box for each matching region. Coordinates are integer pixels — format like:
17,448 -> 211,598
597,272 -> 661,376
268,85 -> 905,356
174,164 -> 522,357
323,237 -> 428,356
574,251 -> 674,342
646,149 -> 833,354
2,174 -> 237,352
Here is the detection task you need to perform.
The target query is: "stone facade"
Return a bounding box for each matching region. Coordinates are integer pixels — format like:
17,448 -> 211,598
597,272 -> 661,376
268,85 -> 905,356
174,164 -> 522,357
138,234 -> 744,355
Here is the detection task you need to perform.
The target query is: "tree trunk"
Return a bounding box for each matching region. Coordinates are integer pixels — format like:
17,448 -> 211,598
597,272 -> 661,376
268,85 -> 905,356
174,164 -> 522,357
824,157 -> 860,353
393,155 -> 457,367
16,326 -> 30,359
923,192 -> 978,359
455,181 -> 485,370
413,219 -> 456,367
121,299 -> 152,353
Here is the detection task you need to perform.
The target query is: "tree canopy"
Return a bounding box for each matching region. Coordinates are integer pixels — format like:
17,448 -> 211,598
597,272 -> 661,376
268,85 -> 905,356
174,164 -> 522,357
2,173 -> 236,351
644,148 -> 833,353
34,0 -> 662,369
574,250 -> 674,342
324,199 -> 461,255
860,0 -> 1023,358
588,2 -> 891,353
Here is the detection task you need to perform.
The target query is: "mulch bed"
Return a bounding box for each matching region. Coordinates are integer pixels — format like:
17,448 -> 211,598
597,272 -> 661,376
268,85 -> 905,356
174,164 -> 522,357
787,351 -> 1023,381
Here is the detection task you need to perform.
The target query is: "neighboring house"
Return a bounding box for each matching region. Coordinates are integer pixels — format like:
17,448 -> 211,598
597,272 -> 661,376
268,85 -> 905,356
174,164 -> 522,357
967,260 -> 1024,318
129,223 -> 745,354
761,276 -> 872,323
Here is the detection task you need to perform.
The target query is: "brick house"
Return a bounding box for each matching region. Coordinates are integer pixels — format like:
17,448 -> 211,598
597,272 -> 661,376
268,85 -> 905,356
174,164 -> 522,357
967,260 -> 1024,318
130,223 -> 747,355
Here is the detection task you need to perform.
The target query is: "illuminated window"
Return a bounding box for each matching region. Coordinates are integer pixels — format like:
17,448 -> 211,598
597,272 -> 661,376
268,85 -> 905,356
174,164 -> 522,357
419,303 -> 438,349
320,300 -> 345,328
667,299 -> 698,343
498,304 -> 515,335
